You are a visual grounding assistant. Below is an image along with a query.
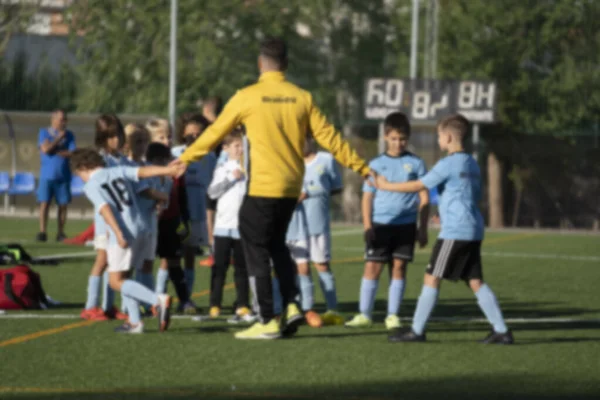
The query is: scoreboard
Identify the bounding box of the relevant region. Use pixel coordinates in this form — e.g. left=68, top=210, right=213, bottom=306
left=363, top=78, right=498, bottom=124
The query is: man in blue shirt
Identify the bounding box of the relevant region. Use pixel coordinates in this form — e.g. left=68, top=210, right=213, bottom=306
left=37, top=109, right=76, bottom=242
left=346, top=112, right=429, bottom=330
left=378, top=114, right=513, bottom=345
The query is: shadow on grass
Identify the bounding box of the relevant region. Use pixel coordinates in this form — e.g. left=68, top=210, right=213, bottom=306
left=335, top=298, right=598, bottom=322
left=2, top=374, right=599, bottom=400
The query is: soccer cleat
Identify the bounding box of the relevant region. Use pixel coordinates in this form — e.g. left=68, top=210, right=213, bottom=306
left=227, top=308, right=258, bottom=324
left=114, top=322, right=144, bottom=334
left=105, top=306, right=128, bottom=321
left=209, top=306, right=220, bottom=318
left=388, top=327, right=426, bottom=343
left=80, top=307, right=104, bottom=320
left=280, top=303, right=304, bottom=337
left=35, top=232, right=47, bottom=242
left=480, top=330, right=514, bottom=345
left=183, top=301, right=198, bottom=315
left=155, top=294, right=172, bottom=332
left=56, top=232, right=67, bottom=242
left=305, top=310, right=323, bottom=328
left=385, top=315, right=401, bottom=330
left=234, top=319, right=281, bottom=340
left=321, top=310, right=345, bottom=326
left=345, top=314, right=372, bottom=328
left=198, top=255, right=214, bottom=267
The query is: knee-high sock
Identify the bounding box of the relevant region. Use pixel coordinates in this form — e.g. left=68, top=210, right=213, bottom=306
left=411, top=285, right=439, bottom=335
left=359, top=278, right=378, bottom=317
left=85, top=275, right=101, bottom=310
left=475, top=284, right=508, bottom=334
left=317, top=271, right=338, bottom=311
left=387, top=279, right=406, bottom=316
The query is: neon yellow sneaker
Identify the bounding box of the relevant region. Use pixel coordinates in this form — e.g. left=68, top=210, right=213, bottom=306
left=209, top=306, right=220, bottom=318
left=234, top=319, right=281, bottom=340
left=385, top=314, right=401, bottom=330
left=281, top=303, right=304, bottom=337
left=321, top=310, right=345, bottom=326
left=345, top=313, right=372, bottom=328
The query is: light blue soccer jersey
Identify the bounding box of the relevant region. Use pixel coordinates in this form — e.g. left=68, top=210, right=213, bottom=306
left=421, top=152, right=484, bottom=241
left=172, top=146, right=217, bottom=221
left=84, top=166, right=145, bottom=245
left=362, top=152, right=427, bottom=225
left=95, top=151, right=129, bottom=237
left=303, top=152, right=342, bottom=236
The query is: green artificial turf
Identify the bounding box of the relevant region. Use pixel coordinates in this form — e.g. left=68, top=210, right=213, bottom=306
left=0, top=217, right=599, bottom=400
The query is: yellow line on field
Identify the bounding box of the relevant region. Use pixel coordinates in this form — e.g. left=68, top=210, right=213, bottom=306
left=1, top=285, right=225, bottom=347
left=0, top=320, right=97, bottom=348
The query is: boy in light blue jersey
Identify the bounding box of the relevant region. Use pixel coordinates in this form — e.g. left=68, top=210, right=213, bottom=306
left=71, top=148, right=182, bottom=333
left=346, top=112, right=429, bottom=330
left=299, top=137, right=344, bottom=326
left=171, top=115, right=216, bottom=296
left=81, top=115, right=129, bottom=322
left=380, top=114, right=513, bottom=344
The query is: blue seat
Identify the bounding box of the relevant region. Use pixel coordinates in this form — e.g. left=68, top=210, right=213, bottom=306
left=71, top=176, right=85, bottom=197
left=8, top=172, right=35, bottom=195
left=0, top=172, right=9, bottom=193
left=429, top=187, right=439, bottom=206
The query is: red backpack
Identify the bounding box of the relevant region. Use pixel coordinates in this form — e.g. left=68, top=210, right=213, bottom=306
left=0, top=265, right=48, bottom=310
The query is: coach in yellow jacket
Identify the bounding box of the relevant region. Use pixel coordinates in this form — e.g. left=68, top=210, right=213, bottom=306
left=177, top=37, right=371, bottom=340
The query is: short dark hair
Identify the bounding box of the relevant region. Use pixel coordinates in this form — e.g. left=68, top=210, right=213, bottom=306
left=176, top=113, right=211, bottom=144
left=223, top=127, right=244, bottom=146
left=260, top=37, right=288, bottom=70
left=303, top=135, right=318, bottom=156
left=95, top=114, right=124, bottom=149
left=70, top=148, right=105, bottom=171
left=384, top=112, right=411, bottom=136
left=438, top=114, right=470, bottom=140
left=146, top=142, right=172, bottom=165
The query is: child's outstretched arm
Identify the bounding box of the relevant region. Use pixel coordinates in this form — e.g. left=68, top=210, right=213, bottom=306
left=376, top=176, right=426, bottom=193
left=138, top=165, right=183, bottom=179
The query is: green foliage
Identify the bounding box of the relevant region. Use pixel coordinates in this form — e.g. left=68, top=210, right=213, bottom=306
left=436, top=0, right=600, bottom=136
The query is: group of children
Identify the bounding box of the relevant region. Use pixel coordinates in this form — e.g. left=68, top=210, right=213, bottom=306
left=73, top=108, right=512, bottom=344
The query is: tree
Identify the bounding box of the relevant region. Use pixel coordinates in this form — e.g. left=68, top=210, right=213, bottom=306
left=436, top=0, right=600, bottom=227
left=0, top=0, right=42, bottom=55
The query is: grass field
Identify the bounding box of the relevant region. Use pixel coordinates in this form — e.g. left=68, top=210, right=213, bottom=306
left=1, top=217, right=599, bottom=400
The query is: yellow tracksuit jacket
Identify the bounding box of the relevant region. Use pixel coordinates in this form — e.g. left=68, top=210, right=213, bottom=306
left=179, top=71, right=369, bottom=198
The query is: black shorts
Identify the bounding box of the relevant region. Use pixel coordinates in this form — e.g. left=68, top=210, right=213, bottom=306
left=365, top=223, right=416, bottom=262
left=426, top=239, right=483, bottom=281
left=157, top=218, right=183, bottom=259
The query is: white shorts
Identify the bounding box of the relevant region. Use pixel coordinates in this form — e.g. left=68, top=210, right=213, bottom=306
left=107, top=236, right=146, bottom=273
left=286, top=239, right=310, bottom=264
left=94, top=233, right=108, bottom=251
left=141, top=231, right=157, bottom=263
left=309, top=234, right=331, bottom=263
left=184, top=220, right=208, bottom=247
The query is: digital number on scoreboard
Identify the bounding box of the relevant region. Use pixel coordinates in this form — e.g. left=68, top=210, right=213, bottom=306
left=363, top=78, right=497, bottom=123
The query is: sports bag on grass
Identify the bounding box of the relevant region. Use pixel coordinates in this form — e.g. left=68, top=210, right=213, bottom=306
left=0, top=264, right=49, bottom=310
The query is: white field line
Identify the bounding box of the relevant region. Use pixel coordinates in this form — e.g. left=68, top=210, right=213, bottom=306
left=338, top=247, right=600, bottom=262
left=1, top=313, right=599, bottom=324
